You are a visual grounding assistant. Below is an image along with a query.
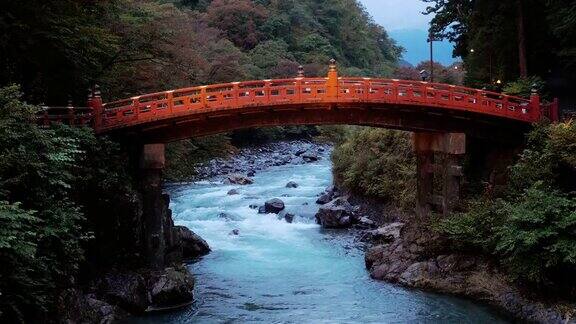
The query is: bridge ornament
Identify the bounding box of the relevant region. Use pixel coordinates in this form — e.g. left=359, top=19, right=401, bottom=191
left=39, top=60, right=559, bottom=134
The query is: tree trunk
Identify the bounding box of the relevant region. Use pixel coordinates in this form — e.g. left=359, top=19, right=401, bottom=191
left=517, top=0, right=528, bottom=77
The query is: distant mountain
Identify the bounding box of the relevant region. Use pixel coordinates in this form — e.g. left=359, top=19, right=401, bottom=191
left=389, top=29, right=457, bottom=66
left=398, top=59, right=413, bottom=68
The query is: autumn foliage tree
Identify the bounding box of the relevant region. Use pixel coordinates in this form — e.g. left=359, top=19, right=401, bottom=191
left=206, top=0, right=268, bottom=50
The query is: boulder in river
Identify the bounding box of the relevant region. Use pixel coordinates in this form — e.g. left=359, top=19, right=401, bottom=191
left=173, top=225, right=211, bottom=259
left=286, top=181, right=299, bottom=188
left=315, top=197, right=356, bottom=228
left=149, top=266, right=195, bottom=309
left=227, top=189, right=240, bottom=195
left=229, top=229, right=240, bottom=236
left=224, top=174, right=254, bottom=185
left=284, top=213, right=295, bottom=223
left=295, top=148, right=307, bottom=156
left=301, top=151, right=319, bottom=162
left=264, top=198, right=285, bottom=214
left=278, top=210, right=295, bottom=223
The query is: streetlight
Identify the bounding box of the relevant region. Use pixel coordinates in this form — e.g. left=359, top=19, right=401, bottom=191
left=427, top=33, right=441, bottom=83
left=420, top=70, right=430, bottom=81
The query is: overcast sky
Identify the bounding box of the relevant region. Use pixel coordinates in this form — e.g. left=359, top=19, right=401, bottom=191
left=358, top=0, right=457, bottom=65
left=358, top=0, right=431, bottom=31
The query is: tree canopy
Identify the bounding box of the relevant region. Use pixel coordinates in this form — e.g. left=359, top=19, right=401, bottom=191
left=0, top=0, right=402, bottom=104
left=423, top=0, right=576, bottom=89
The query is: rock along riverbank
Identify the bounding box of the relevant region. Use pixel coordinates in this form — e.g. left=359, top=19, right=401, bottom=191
left=318, top=188, right=576, bottom=323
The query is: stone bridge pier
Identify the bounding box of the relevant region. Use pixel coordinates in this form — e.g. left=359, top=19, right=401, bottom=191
left=139, top=143, right=167, bottom=269
left=413, top=132, right=466, bottom=217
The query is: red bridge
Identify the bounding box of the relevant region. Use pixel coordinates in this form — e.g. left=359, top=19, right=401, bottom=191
left=38, top=61, right=561, bottom=267
left=41, top=61, right=558, bottom=143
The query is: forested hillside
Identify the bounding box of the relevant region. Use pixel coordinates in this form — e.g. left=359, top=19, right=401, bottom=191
left=1, top=0, right=401, bottom=104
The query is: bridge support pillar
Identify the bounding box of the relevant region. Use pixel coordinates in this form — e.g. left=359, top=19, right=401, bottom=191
left=413, top=132, right=466, bottom=217
left=139, top=143, right=166, bottom=269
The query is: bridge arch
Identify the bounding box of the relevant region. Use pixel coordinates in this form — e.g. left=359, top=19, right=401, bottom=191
left=70, top=61, right=556, bottom=144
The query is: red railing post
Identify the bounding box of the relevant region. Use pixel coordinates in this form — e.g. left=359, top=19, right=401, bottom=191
left=167, top=91, right=174, bottom=115
left=530, top=87, right=541, bottom=122
left=232, top=82, right=240, bottom=108
left=295, top=78, right=302, bottom=103
left=326, top=59, right=339, bottom=101
left=200, top=86, right=208, bottom=109
left=551, top=98, right=560, bottom=122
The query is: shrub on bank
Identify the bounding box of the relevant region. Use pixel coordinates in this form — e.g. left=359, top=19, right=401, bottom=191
left=435, top=122, right=576, bottom=290
left=332, top=127, right=416, bottom=210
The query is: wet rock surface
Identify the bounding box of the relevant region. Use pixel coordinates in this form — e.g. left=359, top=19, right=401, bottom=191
left=286, top=181, right=299, bottom=188
left=172, top=225, right=211, bottom=259
left=148, top=266, right=195, bottom=309
left=263, top=198, right=285, bottom=214
left=224, top=174, right=253, bottom=185
left=79, top=265, right=196, bottom=320
left=227, top=189, right=240, bottom=195
left=315, top=196, right=359, bottom=228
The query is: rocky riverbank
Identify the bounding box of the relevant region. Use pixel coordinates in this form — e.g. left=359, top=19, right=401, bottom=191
left=311, top=186, right=575, bottom=323
left=61, top=196, right=211, bottom=323
left=191, top=140, right=330, bottom=181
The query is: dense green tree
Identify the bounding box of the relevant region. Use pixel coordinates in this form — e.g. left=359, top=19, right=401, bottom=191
left=0, top=85, right=143, bottom=323
left=0, top=0, right=119, bottom=104
left=0, top=86, right=85, bottom=322
left=423, top=0, right=576, bottom=87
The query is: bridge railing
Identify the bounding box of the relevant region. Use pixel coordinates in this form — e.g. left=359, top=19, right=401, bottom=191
left=38, top=106, right=94, bottom=127
left=39, top=62, right=558, bottom=132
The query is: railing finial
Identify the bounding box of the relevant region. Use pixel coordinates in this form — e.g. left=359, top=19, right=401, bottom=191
left=531, top=83, right=539, bottom=96
left=297, top=65, right=305, bottom=78
left=327, top=59, right=338, bottom=99
left=94, top=84, right=101, bottom=98
left=329, top=58, right=337, bottom=73
left=530, top=83, right=541, bottom=121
